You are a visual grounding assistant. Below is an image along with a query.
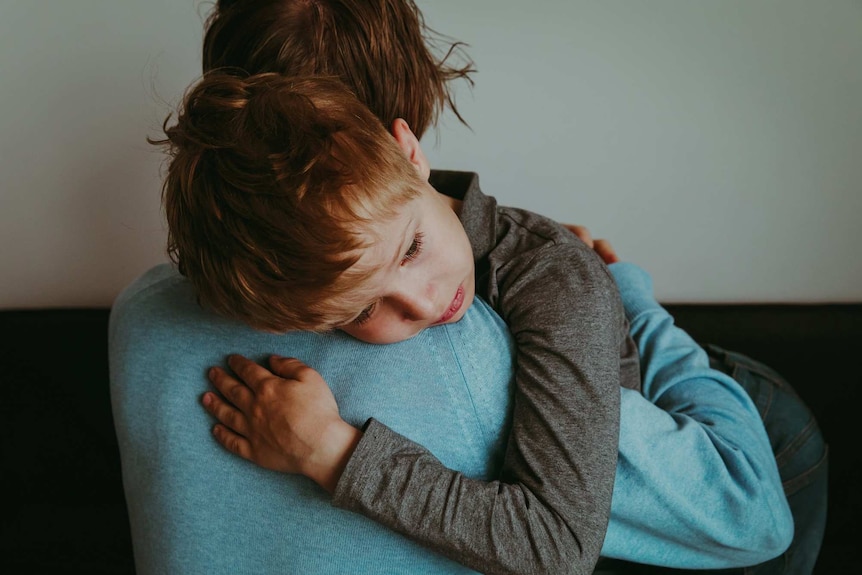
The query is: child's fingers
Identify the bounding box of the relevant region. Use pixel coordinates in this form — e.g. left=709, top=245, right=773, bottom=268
left=269, top=355, right=314, bottom=380
left=226, top=354, right=276, bottom=393
left=202, top=392, right=249, bottom=437
left=212, top=423, right=254, bottom=461
left=594, top=239, right=620, bottom=264
left=562, top=224, right=594, bottom=248
left=208, top=366, right=254, bottom=410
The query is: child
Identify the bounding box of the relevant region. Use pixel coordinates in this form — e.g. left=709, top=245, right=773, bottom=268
left=158, top=71, right=637, bottom=573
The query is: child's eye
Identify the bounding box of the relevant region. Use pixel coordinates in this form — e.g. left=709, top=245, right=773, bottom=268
left=352, top=302, right=377, bottom=326
left=402, top=232, right=424, bottom=264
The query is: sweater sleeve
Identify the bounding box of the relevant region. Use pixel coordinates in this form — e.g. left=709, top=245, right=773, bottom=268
left=333, top=242, right=622, bottom=575
left=601, top=262, right=794, bottom=568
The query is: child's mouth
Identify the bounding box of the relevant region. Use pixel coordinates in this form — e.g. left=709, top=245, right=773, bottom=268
left=436, top=285, right=464, bottom=324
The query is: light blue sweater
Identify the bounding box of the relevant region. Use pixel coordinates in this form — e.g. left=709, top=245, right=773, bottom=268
left=109, top=262, right=791, bottom=574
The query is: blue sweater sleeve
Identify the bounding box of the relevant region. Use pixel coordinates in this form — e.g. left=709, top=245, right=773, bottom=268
left=601, top=263, right=793, bottom=568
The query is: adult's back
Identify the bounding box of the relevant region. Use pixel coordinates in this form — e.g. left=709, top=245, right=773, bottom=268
left=109, top=263, right=516, bottom=575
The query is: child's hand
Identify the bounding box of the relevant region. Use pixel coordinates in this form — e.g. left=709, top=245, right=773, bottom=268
left=562, top=223, right=620, bottom=265
left=593, top=239, right=619, bottom=265
left=563, top=224, right=595, bottom=247
left=202, top=354, right=362, bottom=493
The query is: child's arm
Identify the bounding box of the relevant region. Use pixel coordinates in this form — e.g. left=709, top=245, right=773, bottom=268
left=602, top=262, right=793, bottom=567
left=205, top=240, right=621, bottom=575
left=336, top=240, right=622, bottom=574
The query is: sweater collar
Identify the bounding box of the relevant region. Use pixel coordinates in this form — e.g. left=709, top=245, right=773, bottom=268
left=428, top=170, right=497, bottom=261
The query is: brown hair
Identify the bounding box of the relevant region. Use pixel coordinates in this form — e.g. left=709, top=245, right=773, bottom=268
left=201, top=0, right=474, bottom=139
left=151, top=72, right=423, bottom=332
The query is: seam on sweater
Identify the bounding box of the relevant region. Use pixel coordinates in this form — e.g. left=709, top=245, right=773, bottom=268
left=443, top=323, right=489, bottom=446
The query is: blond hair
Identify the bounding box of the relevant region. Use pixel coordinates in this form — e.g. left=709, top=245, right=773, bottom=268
left=152, top=72, right=422, bottom=331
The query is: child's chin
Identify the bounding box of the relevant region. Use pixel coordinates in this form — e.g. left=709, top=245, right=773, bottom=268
left=345, top=328, right=424, bottom=346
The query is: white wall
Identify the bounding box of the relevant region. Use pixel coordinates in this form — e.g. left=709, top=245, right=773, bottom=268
left=2, top=0, right=860, bottom=308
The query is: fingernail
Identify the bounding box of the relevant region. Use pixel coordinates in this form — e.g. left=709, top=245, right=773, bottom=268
left=202, top=393, right=212, bottom=407
left=208, top=367, right=216, bottom=380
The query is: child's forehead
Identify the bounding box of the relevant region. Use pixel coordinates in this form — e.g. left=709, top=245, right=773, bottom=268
left=327, top=200, right=417, bottom=304
left=347, top=181, right=416, bottom=218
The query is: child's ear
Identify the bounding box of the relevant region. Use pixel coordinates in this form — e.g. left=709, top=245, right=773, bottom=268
left=391, top=119, right=431, bottom=181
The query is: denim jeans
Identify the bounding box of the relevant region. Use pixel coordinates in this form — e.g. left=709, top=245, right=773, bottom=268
left=702, top=344, right=829, bottom=575
left=596, top=345, right=829, bottom=575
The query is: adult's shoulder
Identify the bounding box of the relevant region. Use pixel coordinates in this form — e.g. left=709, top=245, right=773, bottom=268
left=111, top=263, right=202, bottom=327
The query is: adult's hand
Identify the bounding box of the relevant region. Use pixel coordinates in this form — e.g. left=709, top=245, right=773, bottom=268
left=203, top=354, right=362, bottom=493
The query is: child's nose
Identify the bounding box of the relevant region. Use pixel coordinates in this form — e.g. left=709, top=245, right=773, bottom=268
left=393, top=285, right=437, bottom=321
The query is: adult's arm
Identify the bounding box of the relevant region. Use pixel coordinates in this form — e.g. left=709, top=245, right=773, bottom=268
left=602, top=262, right=794, bottom=568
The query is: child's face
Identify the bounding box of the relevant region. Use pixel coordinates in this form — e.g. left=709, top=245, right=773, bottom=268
left=337, top=181, right=475, bottom=344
